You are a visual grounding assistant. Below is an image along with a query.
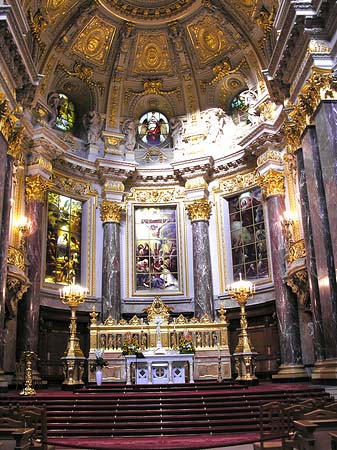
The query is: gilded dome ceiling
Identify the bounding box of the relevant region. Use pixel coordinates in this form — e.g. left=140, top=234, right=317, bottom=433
left=28, top=0, right=278, bottom=134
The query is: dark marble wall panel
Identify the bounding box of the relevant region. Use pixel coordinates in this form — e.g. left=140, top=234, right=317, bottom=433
left=296, top=148, right=325, bottom=361
left=315, top=101, right=337, bottom=271
left=302, top=126, right=337, bottom=358
left=192, top=220, right=214, bottom=319
left=102, top=222, right=120, bottom=321
left=267, top=195, right=302, bottom=366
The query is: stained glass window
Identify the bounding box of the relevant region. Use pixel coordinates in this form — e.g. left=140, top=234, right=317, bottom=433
left=134, top=206, right=179, bottom=292
left=138, top=111, right=169, bottom=146
left=45, top=193, right=82, bottom=285
left=55, top=94, right=75, bottom=131
left=230, top=92, right=249, bottom=125
left=228, top=188, right=269, bottom=281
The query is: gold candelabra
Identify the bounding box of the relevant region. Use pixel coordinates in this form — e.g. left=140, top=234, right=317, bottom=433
left=227, top=274, right=257, bottom=382
left=59, top=281, right=87, bottom=388
left=19, top=351, right=36, bottom=396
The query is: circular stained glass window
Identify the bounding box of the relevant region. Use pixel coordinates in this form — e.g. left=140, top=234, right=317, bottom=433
left=138, top=111, right=169, bottom=147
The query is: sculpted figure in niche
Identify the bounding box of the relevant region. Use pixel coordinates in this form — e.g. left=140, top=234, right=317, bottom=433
left=47, top=92, right=66, bottom=127
left=204, top=108, right=231, bottom=144
left=83, top=111, right=102, bottom=145
left=169, top=117, right=183, bottom=150
left=122, top=118, right=137, bottom=151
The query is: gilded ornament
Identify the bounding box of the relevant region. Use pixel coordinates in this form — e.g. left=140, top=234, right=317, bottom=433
left=209, top=58, right=247, bottom=85
left=143, top=296, right=173, bottom=323
left=28, top=7, right=48, bottom=51
left=216, top=171, right=259, bottom=194
left=7, top=127, right=24, bottom=161
left=185, top=177, right=207, bottom=190
left=140, top=147, right=167, bottom=164
left=72, top=17, right=116, bottom=67
left=25, top=174, right=51, bottom=203
left=308, top=40, right=331, bottom=54
left=129, top=315, right=141, bottom=326
left=187, top=16, right=230, bottom=64
left=257, top=169, right=285, bottom=197
left=100, top=200, right=125, bottom=224
left=286, top=268, right=309, bottom=308
left=287, top=239, right=306, bottom=265
left=103, top=181, right=125, bottom=193
left=258, top=100, right=277, bottom=121
left=7, top=246, right=25, bottom=272
left=176, top=313, right=188, bottom=324
left=125, top=80, right=180, bottom=102
left=185, top=198, right=212, bottom=221
left=0, top=99, right=18, bottom=142
left=89, top=306, right=98, bottom=325
left=57, top=62, right=104, bottom=94
left=51, top=172, right=95, bottom=196
left=126, top=188, right=177, bottom=203
left=256, top=150, right=283, bottom=168
left=133, top=34, right=172, bottom=75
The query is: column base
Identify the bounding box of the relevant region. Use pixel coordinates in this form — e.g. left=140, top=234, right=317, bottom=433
left=272, top=364, right=308, bottom=382
left=311, top=359, right=337, bottom=384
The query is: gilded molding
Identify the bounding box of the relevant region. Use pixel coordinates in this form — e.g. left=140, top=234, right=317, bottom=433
left=51, top=172, right=96, bottom=197
left=255, top=6, right=274, bottom=49
left=25, top=174, right=51, bottom=203
left=257, top=169, right=285, bottom=197
left=185, top=177, right=207, bottom=190
left=256, top=150, right=283, bottom=168
left=125, top=80, right=180, bottom=102
left=185, top=198, right=212, bottom=222
left=7, top=246, right=25, bottom=272
left=103, top=181, right=125, bottom=193
left=100, top=200, right=125, bottom=224
left=214, top=171, right=259, bottom=194
left=288, top=239, right=306, bottom=265
left=126, top=187, right=183, bottom=203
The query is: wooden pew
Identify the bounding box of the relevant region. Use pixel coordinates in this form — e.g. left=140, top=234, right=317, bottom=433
left=0, top=417, right=35, bottom=450
left=287, top=409, right=337, bottom=450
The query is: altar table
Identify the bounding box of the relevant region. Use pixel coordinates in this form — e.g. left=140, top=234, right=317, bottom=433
left=125, top=353, right=194, bottom=385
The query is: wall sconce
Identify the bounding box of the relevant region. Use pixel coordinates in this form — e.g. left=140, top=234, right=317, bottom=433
left=15, top=216, right=30, bottom=236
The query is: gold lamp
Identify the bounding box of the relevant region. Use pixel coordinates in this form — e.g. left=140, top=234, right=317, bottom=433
left=59, top=280, right=87, bottom=388
left=227, top=274, right=257, bottom=383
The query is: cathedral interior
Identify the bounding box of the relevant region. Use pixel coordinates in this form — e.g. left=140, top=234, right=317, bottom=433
left=0, top=0, right=337, bottom=390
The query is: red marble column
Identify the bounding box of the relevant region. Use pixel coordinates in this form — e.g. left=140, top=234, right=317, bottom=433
left=295, top=148, right=325, bottom=362
left=301, top=126, right=337, bottom=380
left=17, top=175, right=49, bottom=359
left=314, top=101, right=337, bottom=272
left=259, top=170, right=306, bottom=380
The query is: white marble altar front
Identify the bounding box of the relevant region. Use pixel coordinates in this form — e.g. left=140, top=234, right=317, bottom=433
left=125, top=352, right=194, bottom=385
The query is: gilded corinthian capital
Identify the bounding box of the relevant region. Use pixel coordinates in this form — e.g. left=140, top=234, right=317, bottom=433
left=257, top=169, right=285, bottom=198
left=25, top=174, right=50, bottom=202
left=100, top=200, right=125, bottom=224
left=185, top=198, right=212, bottom=222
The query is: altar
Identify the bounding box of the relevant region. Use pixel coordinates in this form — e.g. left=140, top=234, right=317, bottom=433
left=125, top=352, right=194, bottom=385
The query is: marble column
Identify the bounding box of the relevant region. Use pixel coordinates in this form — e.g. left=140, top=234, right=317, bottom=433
left=259, top=169, right=306, bottom=379
left=314, top=101, right=337, bottom=270
left=295, top=148, right=325, bottom=362
left=100, top=200, right=124, bottom=322
left=186, top=199, right=214, bottom=319
left=301, top=126, right=337, bottom=380
left=18, top=175, right=49, bottom=358
left=0, top=149, right=14, bottom=390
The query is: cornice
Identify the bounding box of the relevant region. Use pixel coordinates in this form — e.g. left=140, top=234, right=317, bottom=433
left=0, top=3, right=39, bottom=85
